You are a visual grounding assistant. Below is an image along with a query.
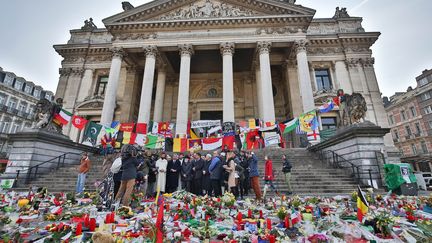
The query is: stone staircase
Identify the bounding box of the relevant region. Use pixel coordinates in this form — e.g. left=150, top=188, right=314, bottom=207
left=14, top=155, right=105, bottom=193
left=253, top=148, right=359, bottom=196
left=13, top=148, right=361, bottom=196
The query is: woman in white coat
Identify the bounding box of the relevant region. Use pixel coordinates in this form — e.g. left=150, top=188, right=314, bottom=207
left=155, top=152, right=168, bottom=193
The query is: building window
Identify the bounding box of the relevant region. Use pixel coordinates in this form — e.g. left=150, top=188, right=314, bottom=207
left=419, top=78, right=428, bottom=86
left=314, top=69, right=332, bottom=91
left=4, top=74, right=14, bottom=85
left=15, top=81, right=23, bottom=90
left=1, top=121, right=10, bottom=133
left=388, top=115, right=394, bottom=125
left=18, top=103, right=27, bottom=112
left=0, top=94, right=6, bottom=105
left=405, top=126, right=412, bottom=136
left=421, top=141, right=428, bottom=154
left=33, top=89, right=40, bottom=98
left=7, top=99, right=17, bottom=109
left=95, top=76, right=109, bottom=96
left=411, top=144, right=417, bottom=155
left=429, top=121, right=432, bottom=129
left=421, top=92, right=431, bottom=101
left=424, top=106, right=432, bottom=114
left=415, top=122, right=422, bottom=135
left=321, top=117, right=337, bottom=130
left=11, top=123, right=20, bottom=133
left=24, top=85, right=33, bottom=94
left=401, top=111, right=407, bottom=120
left=393, top=130, right=399, bottom=140
left=410, top=107, right=417, bottom=117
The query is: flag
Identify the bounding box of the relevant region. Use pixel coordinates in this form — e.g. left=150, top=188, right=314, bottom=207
left=202, top=137, right=223, bottom=151
left=111, top=121, right=120, bottom=130
left=115, top=131, right=124, bottom=147
left=155, top=195, right=164, bottom=243
left=208, top=126, right=222, bottom=136
left=279, top=118, right=299, bottom=134
left=246, top=130, right=259, bottom=150
left=357, top=186, right=369, bottom=222
left=120, top=123, right=135, bottom=132
left=222, top=136, right=235, bottom=150
left=264, top=121, right=275, bottom=128
left=135, top=123, right=147, bottom=134
left=189, top=128, right=199, bottom=139
left=123, top=132, right=137, bottom=145
left=104, top=127, right=116, bottom=135
left=188, top=139, right=202, bottom=151
left=135, top=134, right=146, bottom=146
left=71, top=115, right=88, bottom=130
left=299, top=110, right=317, bottom=133
left=318, top=100, right=335, bottom=113
left=145, top=134, right=165, bottom=149
left=248, top=119, right=256, bottom=129
left=173, top=138, right=188, bottom=153
left=291, top=211, right=302, bottom=225
left=84, top=122, right=102, bottom=140
left=151, top=122, right=159, bottom=134
left=333, top=96, right=340, bottom=106
left=296, top=125, right=306, bottom=135
left=240, top=133, right=247, bottom=149
left=307, top=129, right=321, bottom=142
left=53, top=109, right=72, bottom=126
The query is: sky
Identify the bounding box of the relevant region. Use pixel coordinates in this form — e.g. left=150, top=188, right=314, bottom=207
left=0, top=0, right=431, bottom=97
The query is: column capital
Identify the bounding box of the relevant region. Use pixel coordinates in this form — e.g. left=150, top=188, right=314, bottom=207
left=178, top=44, right=194, bottom=57
left=110, top=47, right=126, bottom=59
left=143, top=45, right=158, bottom=58
left=257, top=41, right=272, bottom=55
left=284, top=59, right=297, bottom=68
left=294, top=39, right=309, bottom=53
left=59, top=68, right=71, bottom=77
left=220, top=42, right=235, bottom=56
left=346, top=58, right=360, bottom=68
left=360, top=57, right=375, bottom=68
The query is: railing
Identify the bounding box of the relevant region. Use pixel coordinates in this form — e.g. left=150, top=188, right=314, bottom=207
left=316, top=149, right=384, bottom=188
left=0, top=104, right=33, bottom=120
left=0, top=152, right=83, bottom=187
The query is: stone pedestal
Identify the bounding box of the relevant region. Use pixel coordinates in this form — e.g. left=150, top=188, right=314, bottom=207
left=309, top=121, right=401, bottom=187
left=3, top=129, right=96, bottom=185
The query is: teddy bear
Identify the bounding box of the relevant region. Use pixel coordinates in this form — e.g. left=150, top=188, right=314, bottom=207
left=92, top=231, right=115, bottom=243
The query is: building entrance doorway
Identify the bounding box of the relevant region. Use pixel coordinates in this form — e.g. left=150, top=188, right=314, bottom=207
left=200, top=111, right=223, bottom=121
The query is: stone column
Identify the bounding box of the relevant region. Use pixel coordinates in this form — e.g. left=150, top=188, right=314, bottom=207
left=138, top=46, right=158, bottom=124
left=257, top=41, right=276, bottom=123
left=77, top=69, right=94, bottom=101
left=254, top=62, right=263, bottom=119
left=346, top=58, right=364, bottom=92
left=100, top=47, right=124, bottom=127
left=334, top=60, right=353, bottom=94
left=220, top=42, right=235, bottom=123
left=175, top=44, right=194, bottom=136
left=295, top=39, right=315, bottom=112
left=153, top=65, right=167, bottom=122
left=284, top=60, right=303, bottom=117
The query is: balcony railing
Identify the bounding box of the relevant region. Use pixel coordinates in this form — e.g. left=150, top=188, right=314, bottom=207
left=0, top=104, right=33, bottom=121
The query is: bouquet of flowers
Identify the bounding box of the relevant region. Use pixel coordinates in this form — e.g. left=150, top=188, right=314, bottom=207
left=276, top=206, right=288, bottom=220
left=222, top=192, right=236, bottom=207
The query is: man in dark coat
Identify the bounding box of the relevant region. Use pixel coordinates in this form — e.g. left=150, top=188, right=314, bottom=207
left=202, top=154, right=212, bottom=196
left=240, top=151, right=250, bottom=196
left=181, top=155, right=193, bottom=193
left=146, top=153, right=158, bottom=198
left=192, top=152, right=204, bottom=195
left=166, top=154, right=181, bottom=193
left=209, top=151, right=223, bottom=197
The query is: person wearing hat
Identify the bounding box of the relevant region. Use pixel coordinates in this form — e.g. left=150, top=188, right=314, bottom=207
left=155, top=152, right=168, bottom=193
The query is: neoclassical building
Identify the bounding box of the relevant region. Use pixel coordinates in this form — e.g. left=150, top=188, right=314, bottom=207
left=54, top=0, right=389, bottom=143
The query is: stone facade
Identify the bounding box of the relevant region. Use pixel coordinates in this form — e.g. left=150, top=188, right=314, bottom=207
left=384, top=68, right=432, bottom=172
left=0, top=67, right=54, bottom=157
left=53, top=0, right=389, bottom=144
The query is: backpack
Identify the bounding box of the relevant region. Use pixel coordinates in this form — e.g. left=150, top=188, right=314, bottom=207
left=110, top=157, right=122, bottom=174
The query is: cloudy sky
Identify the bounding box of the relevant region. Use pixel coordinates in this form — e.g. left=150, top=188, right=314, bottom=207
left=0, top=0, right=430, bottom=97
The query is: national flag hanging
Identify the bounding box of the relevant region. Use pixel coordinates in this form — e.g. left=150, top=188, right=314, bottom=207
left=123, top=132, right=137, bottom=145
left=53, top=109, right=72, bottom=126
left=151, top=122, right=159, bottom=135
left=188, top=139, right=202, bottom=151
left=246, top=130, right=259, bottom=150
left=222, top=136, right=235, bottom=150
left=264, top=121, right=275, bottom=128
left=202, top=137, right=223, bottom=151
left=115, top=131, right=124, bottom=147
left=155, top=195, right=164, bottom=243
left=279, top=118, right=299, bottom=134
left=248, top=119, right=256, bottom=129
left=71, top=115, right=88, bottom=130
left=158, top=122, right=169, bottom=136
left=120, top=123, right=135, bottom=132
left=318, top=100, right=335, bottom=113
left=291, top=210, right=302, bottom=225
left=332, top=96, right=340, bottom=107
left=357, top=186, right=369, bottom=222
left=84, top=122, right=102, bottom=140
left=145, top=134, right=165, bottom=149
left=299, top=110, right=318, bottom=133
left=173, top=138, right=188, bottom=153
left=135, top=134, right=146, bottom=146
left=240, top=132, right=247, bottom=149
left=111, top=121, right=120, bottom=130
left=135, top=123, right=147, bottom=135
left=104, top=127, right=116, bottom=135
left=190, top=128, right=199, bottom=139
left=307, top=129, right=321, bottom=142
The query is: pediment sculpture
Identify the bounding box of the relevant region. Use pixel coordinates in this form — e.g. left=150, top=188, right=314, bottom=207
left=155, top=0, right=260, bottom=20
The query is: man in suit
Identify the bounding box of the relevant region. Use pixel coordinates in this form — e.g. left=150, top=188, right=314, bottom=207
left=192, top=152, right=204, bottom=195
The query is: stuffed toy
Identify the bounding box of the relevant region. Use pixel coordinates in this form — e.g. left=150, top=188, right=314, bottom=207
left=92, top=231, right=115, bottom=243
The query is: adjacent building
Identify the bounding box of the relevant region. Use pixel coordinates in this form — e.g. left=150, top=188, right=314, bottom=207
left=0, top=67, right=54, bottom=157
left=54, top=0, right=390, bottom=146
left=384, top=68, right=432, bottom=172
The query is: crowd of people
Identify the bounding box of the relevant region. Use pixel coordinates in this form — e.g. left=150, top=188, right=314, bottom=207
left=79, top=145, right=293, bottom=207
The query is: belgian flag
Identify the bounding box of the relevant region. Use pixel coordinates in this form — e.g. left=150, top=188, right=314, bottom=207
left=357, top=185, right=369, bottom=222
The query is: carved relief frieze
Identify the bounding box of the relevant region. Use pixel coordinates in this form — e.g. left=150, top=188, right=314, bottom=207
left=112, top=32, right=158, bottom=41
left=256, top=26, right=306, bottom=35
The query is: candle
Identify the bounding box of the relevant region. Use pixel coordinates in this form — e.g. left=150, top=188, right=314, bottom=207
left=84, top=214, right=90, bottom=227
left=266, top=218, right=272, bottom=230
left=237, top=212, right=243, bottom=222
left=89, top=218, right=96, bottom=232
left=75, top=223, right=82, bottom=236
left=259, top=210, right=263, bottom=219
left=105, top=214, right=110, bottom=224
left=205, top=215, right=210, bottom=221
left=248, top=209, right=252, bottom=218
left=269, top=235, right=276, bottom=243
left=166, top=203, right=170, bottom=211
left=284, top=215, right=289, bottom=228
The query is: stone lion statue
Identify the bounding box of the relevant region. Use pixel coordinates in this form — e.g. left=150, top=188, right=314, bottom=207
left=32, top=98, right=63, bottom=133
left=339, top=91, right=367, bottom=126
